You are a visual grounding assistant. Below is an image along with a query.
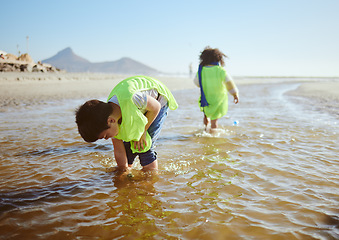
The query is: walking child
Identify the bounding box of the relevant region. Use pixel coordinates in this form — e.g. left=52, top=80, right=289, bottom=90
left=194, top=47, right=239, bottom=132
left=75, top=76, right=178, bottom=172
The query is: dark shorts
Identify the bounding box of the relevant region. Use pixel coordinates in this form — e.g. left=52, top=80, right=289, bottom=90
left=123, top=105, right=168, bottom=166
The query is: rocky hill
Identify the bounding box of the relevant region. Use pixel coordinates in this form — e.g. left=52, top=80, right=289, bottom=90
left=0, top=51, right=60, bottom=73
left=42, top=48, right=160, bottom=75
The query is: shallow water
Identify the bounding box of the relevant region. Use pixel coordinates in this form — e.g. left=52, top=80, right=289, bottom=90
left=0, top=80, right=338, bottom=239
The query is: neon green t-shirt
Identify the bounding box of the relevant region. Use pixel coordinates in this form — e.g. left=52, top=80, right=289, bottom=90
left=107, top=75, right=178, bottom=153
left=199, top=66, right=228, bottom=120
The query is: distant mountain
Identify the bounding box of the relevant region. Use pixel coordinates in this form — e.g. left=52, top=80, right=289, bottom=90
left=42, top=48, right=91, bottom=72
left=42, top=47, right=160, bottom=75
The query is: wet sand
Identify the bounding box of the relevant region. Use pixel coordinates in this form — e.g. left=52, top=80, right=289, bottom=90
left=288, top=81, right=339, bottom=101
left=287, top=81, right=339, bottom=117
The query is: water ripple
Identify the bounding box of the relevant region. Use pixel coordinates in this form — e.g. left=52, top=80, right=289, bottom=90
left=0, top=83, right=338, bottom=239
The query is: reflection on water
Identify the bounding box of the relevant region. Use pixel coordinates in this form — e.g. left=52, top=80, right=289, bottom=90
left=0, top=81, right=338, bottom=239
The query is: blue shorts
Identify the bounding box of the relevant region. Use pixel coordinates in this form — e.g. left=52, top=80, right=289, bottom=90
left=123, top=105, right=169, bottom=166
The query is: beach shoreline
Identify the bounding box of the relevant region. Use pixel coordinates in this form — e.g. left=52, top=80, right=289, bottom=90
left=0, top=72, right=338, bottom=114
left=286, top=81, right=339, bottom=117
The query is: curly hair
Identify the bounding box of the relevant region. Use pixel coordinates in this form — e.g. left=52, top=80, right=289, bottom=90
left=199, top=46, right=228, bottom=66
left=75, top=100, right=113, bottom=142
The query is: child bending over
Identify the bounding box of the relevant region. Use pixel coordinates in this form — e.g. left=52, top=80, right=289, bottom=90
left=75, top=76, right=178, bottom=172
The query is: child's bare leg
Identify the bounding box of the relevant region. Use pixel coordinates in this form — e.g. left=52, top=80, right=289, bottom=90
left=210, top=119, right=218, bottom=133
left=142, top=160, right=158, bottom=172
left=203, top=114, right=209, bottom=130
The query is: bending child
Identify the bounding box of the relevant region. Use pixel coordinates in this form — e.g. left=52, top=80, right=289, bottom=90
left=194, top=46, right=239, bottom=132
left=75, top=75, right=178, bottom=172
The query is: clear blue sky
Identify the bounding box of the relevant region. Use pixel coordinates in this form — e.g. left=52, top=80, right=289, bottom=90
left=1, top=0, right=339, bottom=76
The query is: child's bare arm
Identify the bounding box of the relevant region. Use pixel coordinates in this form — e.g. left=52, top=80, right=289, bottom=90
left=225, top=74, right=239, bottom=104
left=133, top=96, right=161, bottom=152
left=144, top=95, right=161, bottom=130
left=112, top=138, right=129, bottom=171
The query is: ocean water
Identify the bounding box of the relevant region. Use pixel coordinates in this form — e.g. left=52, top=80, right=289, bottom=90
left=0, top=80, right=338, bottom=239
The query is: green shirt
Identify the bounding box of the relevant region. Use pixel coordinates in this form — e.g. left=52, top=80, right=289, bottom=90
left=107, top=75, right=178, bottom=153
left=199, top=66, right=228, bottom=120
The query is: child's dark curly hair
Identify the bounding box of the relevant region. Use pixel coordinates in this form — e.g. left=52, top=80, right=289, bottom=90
left=75, top=100, right=113, bottom=142
left=199, top=46, right=227, bottom=66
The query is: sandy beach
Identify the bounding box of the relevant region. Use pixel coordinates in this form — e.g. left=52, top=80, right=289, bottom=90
left=286, top=80, right=339, bottom=117
left=0, top=72, right=195, bottom=111
left=0, top=72, right=338, bottom=114
left=287, top=81, right=339, bottom=100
